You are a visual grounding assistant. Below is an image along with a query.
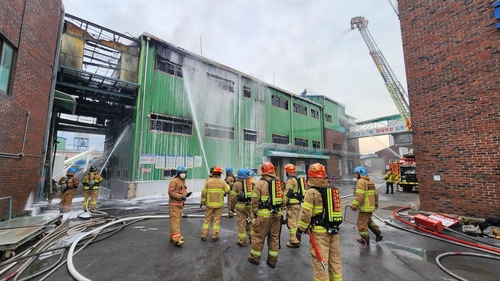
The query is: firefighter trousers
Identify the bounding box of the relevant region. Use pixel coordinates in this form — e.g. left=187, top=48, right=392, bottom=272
left=286, top=204, right=301, bottom=244
left=59, top=189, right=74, bottom=213
left=169, top=206, right=184, bottom=242
left=249, top=215, right=281, bottom=266
left=236, top=207, right=253, bottom=245
left=357, top=212, right=381, bottom=243
left=82, top=189, right=98, bottom=211
left=309, top=232, right=342, bottom=281
left=202, top=207, right=223, bottom=240
left=227, top=194, right=235, bottom=217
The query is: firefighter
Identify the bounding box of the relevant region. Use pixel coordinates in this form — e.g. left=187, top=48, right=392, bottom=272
left=283, top=163, right=301, bottom=248
left=384, top=168, right=395, bottom=194
left=248, top=162, right=283, bottom=269
left=59, top=168, right=80, bottom=213
left=296, top=163, right=343, bottom=281
left=351, top=166, right=383, bottom=245
left=206, top=166, right=215, bottom=181
left=234, top=168, right=254, bottom=247
left=201, top=166, right=230, bottom=241
left=82, top=166, right=103, bottom=212
left=247, top=169, right=256, bottom=186
left=168, top=166, right=192, bottom=247
left=225, top=167, right=236, bottom=218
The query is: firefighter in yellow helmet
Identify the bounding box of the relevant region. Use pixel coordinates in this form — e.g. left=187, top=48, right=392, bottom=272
left=351, top=166, right=383, bottom=245
left=201, top=166, right=230, bottom=241
left=297, top=163, right=343, bottom=281
left=168, top=166, right=192, bottom=247
left=283, top=163, right=301, bottom=248
left=59, top=168, right=80, bottom=213
left=225, top=167, right=236, bottom=218
left=248, top=162, right=283, bottom=269
left=82, top=166, right=103, bottom=211
left=233, top=168, right=254, bottom=247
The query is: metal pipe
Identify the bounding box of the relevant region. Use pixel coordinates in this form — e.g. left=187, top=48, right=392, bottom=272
left=0, top=196, right=13, bottom=220
left=136, top=36, right=150, bottom=180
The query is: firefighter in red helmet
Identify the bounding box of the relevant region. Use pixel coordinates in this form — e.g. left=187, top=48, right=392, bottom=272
left=283, top=163, right=302, bottom=247
left=297, top=163, right=343, bottom=281
left=201, top=166, right=230, bottom=241
left=248, top=162, right=283, bottom=269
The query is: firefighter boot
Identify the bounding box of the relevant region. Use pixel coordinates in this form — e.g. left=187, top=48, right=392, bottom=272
left=286, top=241, right=300, bottom=248
left=356, top=236, right=370, bottom=245
left=266, top=256, right=277, bottom=269
left=248, top=255, right=260, bottom=265
left=369, top=224, right=383, bottom=242
left=175, top=237, right=184, bottom=247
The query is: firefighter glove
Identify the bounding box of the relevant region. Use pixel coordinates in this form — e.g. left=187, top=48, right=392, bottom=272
left=186, top=192, right=193, bottom=197
left=350, top=205, right=358, bottom=211
left=181, top=196, right=186, bottom=201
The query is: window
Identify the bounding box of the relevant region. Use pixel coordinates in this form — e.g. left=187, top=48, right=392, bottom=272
left=116, top=170, right=121, bottom=178
left=312, top=141, right=320, bottom=148
left=0, top=39, right=14, bottom=94
left=205, top=123, right=234, bottom=140
left=150, top=114, right=193, bottom=135
left=348, top=146, right=356, bottom=153
left=272, top=134, right=289, bottom=144
left=155, top=56, right=183, bottom=78
left=243, top=129, right=257, bottom=142
left=207, top=73, right=234, bottom=93
left=333, top=143, right=342, bottom=150
left=311, top=109, right=319, bottom=119
left=295, top=138, right=308, bottom=147
left=325, top=114, right=332, bottom=123
left=271, top=95, right=288, bottom=110
left=243, top=85, right=251, bottom=98
left=293, top=103, right=307, bottom=115
left=163, top=169, right=177, bottom=179
left=339, top=119, right=345, bottom=126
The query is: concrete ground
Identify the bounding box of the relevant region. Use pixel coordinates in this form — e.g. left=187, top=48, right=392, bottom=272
left=3, top=175, right=499, bottom=281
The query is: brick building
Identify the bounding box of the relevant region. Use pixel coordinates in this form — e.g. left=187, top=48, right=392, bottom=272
left=399, top=1, right=500, bottom=217
left=0, top=0, right=64, bottom=219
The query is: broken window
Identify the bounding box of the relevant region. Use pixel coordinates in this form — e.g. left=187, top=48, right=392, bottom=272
left=149, top=114, right=193, bottom=135
left=243, top=129, right=257, bottom=142
left=155, top=56, right=183, bottom=78
left=207, top=73, right=234, bottom=93
left=205, top=123, right=234, bottom=140
left=243, top=85, right=251, bottom=98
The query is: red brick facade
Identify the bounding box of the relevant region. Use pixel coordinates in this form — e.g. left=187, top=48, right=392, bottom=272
left=399, top=1, right=500, bottom=217
left=324, top=128, right=360, bottom=179
left=0, top=0, right=63, bottom=219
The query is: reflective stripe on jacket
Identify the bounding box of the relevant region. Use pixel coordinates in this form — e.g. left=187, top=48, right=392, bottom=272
left=297, top=177, right=330, bottom=233
left=352, top=176, right=378, bottom=213
left=283, top=177, right=300, bottom=205
left=168, top=176, right=187, bottom=207
left=82, top=173, right=102, bottom=190
left=251, top=174, right=283, bottom=217
left=202, top=176, right=230, bottom=208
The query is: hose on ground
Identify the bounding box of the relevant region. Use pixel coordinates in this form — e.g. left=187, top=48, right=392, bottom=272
left=435, top=252, right=500, bottom=281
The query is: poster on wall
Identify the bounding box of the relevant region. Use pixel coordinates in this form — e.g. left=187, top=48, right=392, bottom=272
left=156, top=155, right=166, bottom=169
left=140, top=154, right=155, bottom=164
left=166, top=155, right=176, bottom=169
left=185, top=156, right=194, bottom=168
left=176, top=155, right=185, bottom=168
left=142, top=167, right=152, bottom=173
left=194, top=156, right=202, bottom=168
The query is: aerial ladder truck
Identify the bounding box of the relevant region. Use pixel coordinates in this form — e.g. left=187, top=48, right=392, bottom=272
left=350, top=16, right=417, bottom=192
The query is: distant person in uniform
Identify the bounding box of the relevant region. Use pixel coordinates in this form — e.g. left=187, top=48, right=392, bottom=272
left=384, top=168, right=395, bottom=194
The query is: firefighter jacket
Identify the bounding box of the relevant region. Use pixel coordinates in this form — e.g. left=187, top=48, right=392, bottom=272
left=384, top=171, right=395, bottom=183
left=202, top=175, right=230, bottom=208
left=59, top=175, right=79, bottom=192
left=251, top=173, right=283, bottom=217
left=352, top=176, right=378, bottom=213
left=298, top=177, right=330, bottom=234
left=82, top=173, right=102, bottom=190
left=225, top=174, right=237, bottom=196
left=168, top=176, right=188, bottom=208
left=283, top=174, right=299, bottom=205
left=234, top=178, right=252, bottom=209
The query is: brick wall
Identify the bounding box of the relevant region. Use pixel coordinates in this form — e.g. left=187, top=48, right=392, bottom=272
left=0, top=0, right=63, bottom=219
left=399, top=0, right=500, bottom=217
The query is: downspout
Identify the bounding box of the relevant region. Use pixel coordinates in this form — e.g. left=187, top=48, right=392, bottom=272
left=36, top=5, right=65, bottom=201
left=136, top=36, right=150, bottom=180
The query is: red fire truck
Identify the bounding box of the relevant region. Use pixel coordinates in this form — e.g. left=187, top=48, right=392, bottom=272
left=389, top=153, right=418, bottom=192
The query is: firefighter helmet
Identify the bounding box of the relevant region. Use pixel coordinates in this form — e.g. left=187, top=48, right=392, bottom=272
left=261, top=162, right=275, bottom=174
left=225, top=167, right=233, bottom=174
left=247, top=169, right=255, bottom=177
left=212, top=166, right=223, bottom=174
left=237, top=168, right=248, bottom=179
left=67, top=168, right=76, bottom=175
left=284, top=164, right=296, bottom=173
left=89, top=166, right=97, bottom=173
left=354, top=166, right=368, bottom=176
left=308, top=163, right=327, bottom=178
left=177, top=166, right=187, bottom=174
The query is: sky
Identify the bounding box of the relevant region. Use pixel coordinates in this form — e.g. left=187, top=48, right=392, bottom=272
left=61, top=0, right=404, bottom=153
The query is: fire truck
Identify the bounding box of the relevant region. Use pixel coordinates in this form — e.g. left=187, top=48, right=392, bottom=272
left=389, top=153, right=418, bottom=192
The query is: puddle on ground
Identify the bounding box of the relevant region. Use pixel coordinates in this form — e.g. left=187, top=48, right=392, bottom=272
left=384, top=242, right=426, bottom=260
